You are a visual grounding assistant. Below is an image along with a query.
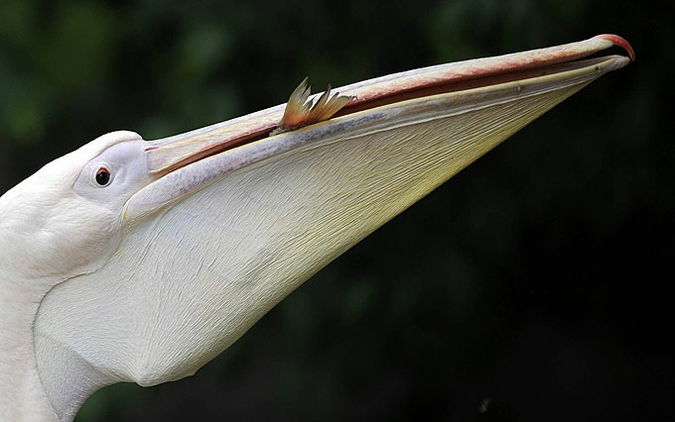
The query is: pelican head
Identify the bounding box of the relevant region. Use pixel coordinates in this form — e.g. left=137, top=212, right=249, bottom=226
left=0, top=132, right=147, bottom=279
left=0, top=35, right=633, bottom=421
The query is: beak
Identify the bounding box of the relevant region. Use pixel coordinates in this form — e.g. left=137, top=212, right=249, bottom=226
left=127, top=34, right=633, bottom=220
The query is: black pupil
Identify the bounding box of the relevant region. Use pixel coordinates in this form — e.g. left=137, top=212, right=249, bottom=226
left=96, top=168, right=110, bottom=186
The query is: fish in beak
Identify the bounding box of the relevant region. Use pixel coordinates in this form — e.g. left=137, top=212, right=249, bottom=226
left=125, top=34, right=633, bottom=221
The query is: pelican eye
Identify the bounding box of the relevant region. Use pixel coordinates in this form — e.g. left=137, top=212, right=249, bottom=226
left=95, top=167, right=112, bottom=186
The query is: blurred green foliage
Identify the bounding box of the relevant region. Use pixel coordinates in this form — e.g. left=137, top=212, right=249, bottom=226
left=0, top=0, right=670, bottom=421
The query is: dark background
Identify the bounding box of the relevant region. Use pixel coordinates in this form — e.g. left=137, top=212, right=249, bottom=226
left=0, top=0, right=671, bottom=421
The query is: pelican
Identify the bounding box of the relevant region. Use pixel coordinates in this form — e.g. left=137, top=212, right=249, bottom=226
left=0, top=35, right=633, bottom=421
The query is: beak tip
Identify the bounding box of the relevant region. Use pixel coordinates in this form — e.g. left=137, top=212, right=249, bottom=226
left=595, top=34, right=636, bottom=62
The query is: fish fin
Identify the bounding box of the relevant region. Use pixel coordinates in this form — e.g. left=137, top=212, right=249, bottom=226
left=276, top=78, right=354, bottom=133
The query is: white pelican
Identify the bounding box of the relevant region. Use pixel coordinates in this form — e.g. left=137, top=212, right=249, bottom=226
left=0, top=35, right=633, bottom=421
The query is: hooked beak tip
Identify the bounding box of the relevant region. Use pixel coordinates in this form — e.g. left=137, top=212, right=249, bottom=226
left=595, top=34, right=636, bottom=61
